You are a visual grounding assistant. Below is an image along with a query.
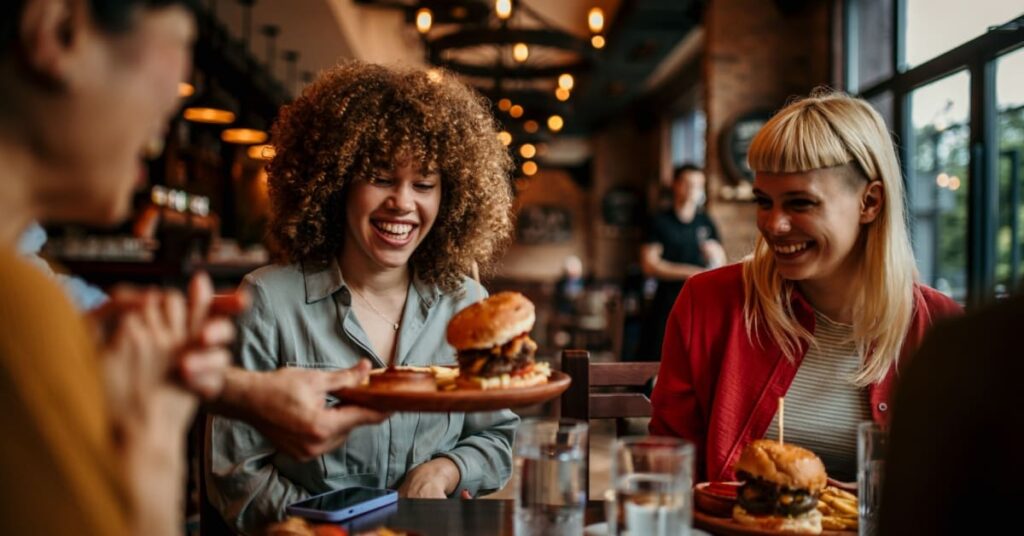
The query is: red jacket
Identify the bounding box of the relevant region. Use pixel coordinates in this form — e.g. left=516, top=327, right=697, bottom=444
left=649, top=263, right=961, bottom=482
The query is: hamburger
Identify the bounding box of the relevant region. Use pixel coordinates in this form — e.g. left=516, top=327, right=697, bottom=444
left=446, top=292, right=549, bottom=390
left=732, top=440, right=827, bottom=534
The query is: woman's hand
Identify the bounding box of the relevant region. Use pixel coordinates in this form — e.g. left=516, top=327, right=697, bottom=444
left=398, top=457, right=461, bottom=499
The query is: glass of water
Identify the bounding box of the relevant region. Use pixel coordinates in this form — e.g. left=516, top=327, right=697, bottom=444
left=857, top=422, right=888, bottom=536
left=610, top=436, right=694, bottom=536
left=514, top=418, right=588, bottom=536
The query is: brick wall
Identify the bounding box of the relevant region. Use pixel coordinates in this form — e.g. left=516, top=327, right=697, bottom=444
left=704, top=0, right=834, bottom=261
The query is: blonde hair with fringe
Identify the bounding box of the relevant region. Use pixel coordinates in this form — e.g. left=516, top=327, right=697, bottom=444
left=742, top=89, right=916, bottom=386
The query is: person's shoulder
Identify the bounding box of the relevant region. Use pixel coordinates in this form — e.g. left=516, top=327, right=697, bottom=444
left=686, top=263, right=745, bottom=298
left=913, top=283, right=963, bottom=317
left=0, top=248, right=84, bottom=357
left=0, top=247, right=73, bottom=307
left=442, top=276, right=486, bottom=311
left=243, top=262, right=303, bottom=287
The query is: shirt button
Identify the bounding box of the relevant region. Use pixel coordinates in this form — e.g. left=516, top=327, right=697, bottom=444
left=878, top=402, right=888, bottom=412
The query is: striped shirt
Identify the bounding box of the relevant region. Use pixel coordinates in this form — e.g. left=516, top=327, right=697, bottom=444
left=764, top=312, right=871, bottom=481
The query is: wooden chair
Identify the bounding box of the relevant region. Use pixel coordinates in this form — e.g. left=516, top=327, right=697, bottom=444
left=558, top=349, right=660, bottom=500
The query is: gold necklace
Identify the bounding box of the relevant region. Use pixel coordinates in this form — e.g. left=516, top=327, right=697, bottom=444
left=349, top=286, right=401, bottom=331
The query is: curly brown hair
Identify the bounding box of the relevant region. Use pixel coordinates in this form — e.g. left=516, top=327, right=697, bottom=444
left=267, top=61, right=515, bottom=293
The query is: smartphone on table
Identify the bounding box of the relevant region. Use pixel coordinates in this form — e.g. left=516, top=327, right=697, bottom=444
left=285, top=487, right=398, bottom=522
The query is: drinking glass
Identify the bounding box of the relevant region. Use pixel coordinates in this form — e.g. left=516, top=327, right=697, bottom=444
left=610, top=436, right=694, bottom=536
left=514, top=418, right=588, bottom=536
left=857, top=422, right=888, bottom=536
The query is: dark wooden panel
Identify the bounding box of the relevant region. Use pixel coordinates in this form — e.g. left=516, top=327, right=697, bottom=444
left=590, top=393, right=653, bottom=419
left=589, top=362, right=659, bottom=387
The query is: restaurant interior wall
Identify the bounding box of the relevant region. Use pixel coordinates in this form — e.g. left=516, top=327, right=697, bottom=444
left=703, top=0, right=833, bottom=262
left=499, top=169, right=590, bottom=282
left=590, top=115, right=664, bottom=281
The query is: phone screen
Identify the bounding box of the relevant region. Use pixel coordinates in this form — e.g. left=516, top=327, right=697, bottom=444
left=290, top=488, right=392, bottom=513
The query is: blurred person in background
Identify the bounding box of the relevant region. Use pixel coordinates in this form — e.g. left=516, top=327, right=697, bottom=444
left=636, top=163, right=725, bottom=361
left=650, top=91, right=961, bottom=482
left=206, top=62, right=519, bottom=533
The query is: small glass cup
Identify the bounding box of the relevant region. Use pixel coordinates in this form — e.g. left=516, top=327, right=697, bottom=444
left=857, top=422, right=888, bottom=536
left=610, top=436, right=694, bottom=536
left=514, top=418, right=588, bottom=536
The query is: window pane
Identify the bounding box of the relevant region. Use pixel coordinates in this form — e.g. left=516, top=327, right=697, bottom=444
left=905, top=0, right=1022, bottom=67
left=852, top=0, right=894, bottom=91
left=995, top=47, right=1024, bottom=296
left=671, top=109, right=707, bottom=168
left=867, top=91, right=894, bottom=131
left=908, top=71, right=971, bottom=301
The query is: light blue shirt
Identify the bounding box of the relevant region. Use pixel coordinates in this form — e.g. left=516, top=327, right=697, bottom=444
left=206, top=259, right=518, bottom=533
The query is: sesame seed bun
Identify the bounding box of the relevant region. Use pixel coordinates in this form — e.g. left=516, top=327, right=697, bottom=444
left=446, top=292, right=535, bottom=350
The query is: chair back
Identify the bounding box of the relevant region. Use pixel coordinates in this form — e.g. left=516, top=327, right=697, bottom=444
left=558, top=349, right=660, bottom=499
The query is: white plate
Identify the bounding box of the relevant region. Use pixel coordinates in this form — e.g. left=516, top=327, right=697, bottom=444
left=583, top=522, right=711, bottom=536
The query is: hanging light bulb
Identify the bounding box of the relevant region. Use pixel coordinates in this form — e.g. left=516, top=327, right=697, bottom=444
left=513, top=43, right=529, bottom=63
left=520, top=143, right=537, bottom=159
left=184, top=82, right=236, bottom=125
left=591, top=35, right=606, bottom=49
left=498, top=98, right=513, bottom=111
left=558, top=73, right=574, bottom=91
left=588, top=7, right=605, bottom=34
left=178, top=82, right=195, bottom=98
left=415, top=7, right=432, bottom=34
left=247, top=144, right=276, bottom=161
left=496, top=0, right=512, bottom=20
left=524, top=120, right=539, bottom=134
left=555, top=88, right=571, bottom=101
left=522, top=160, right=538, bottom=176
left=547, top=115, right=564, bottom=132
left=509, top=104, right=524, bottom=118
left=497, top=131, right=513, bottom=146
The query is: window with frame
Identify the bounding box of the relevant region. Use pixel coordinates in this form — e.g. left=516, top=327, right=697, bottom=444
left=845, top=0, right=1024, bottom=305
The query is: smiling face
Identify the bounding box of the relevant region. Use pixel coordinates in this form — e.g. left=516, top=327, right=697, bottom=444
left=342, top=160, right=442, bottom=272
left=753, top=166, right=881, bottom=285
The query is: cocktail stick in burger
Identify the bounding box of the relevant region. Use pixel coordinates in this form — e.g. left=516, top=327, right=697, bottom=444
left=446, top=292, right=550, bottom=389
left=732, top=440, right=828, bottom=534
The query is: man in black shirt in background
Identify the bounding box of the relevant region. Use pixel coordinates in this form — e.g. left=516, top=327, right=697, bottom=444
left=636, top=164, right=725, bottom=361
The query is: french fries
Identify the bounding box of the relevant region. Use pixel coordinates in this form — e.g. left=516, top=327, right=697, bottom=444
left=817, top=486, right=858, bottom=530
left=819, top=486, right=858, bottom=530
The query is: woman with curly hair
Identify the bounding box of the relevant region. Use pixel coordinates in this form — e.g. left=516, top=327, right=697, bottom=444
left=207, top=61, right=518, bottom=533
left=649, top=90, right=962, bottom=486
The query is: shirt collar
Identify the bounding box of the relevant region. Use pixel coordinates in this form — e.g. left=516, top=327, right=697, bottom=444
left=301, top=257, right=440, bottom=309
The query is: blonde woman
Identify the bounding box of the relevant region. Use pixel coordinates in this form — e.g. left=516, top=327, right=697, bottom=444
left=649, top=90, right=961, bottom=482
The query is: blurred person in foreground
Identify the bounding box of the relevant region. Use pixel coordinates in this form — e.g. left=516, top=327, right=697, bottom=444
left=0, top=1, right=384, bottom=534
left=650, top=90, right=962, bottom=482
left=879, top=293, right=1024, bottom=535
left=206, top=62, right=519, bottom=533
left=0, top=1, right=230, bottom=533
left=636, top=163, right=725, bottom=361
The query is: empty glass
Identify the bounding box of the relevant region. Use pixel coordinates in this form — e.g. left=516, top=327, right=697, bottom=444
left=857, top=422, right=888, bottom=536
left=609, top=436, right=694, bottom=536
left=514, top=418, right=588, bottom=536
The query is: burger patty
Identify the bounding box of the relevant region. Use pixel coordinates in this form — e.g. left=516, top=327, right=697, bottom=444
left=736, top=473, right=819, bottom=517
left=457, top=333, right=538, bottom=377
